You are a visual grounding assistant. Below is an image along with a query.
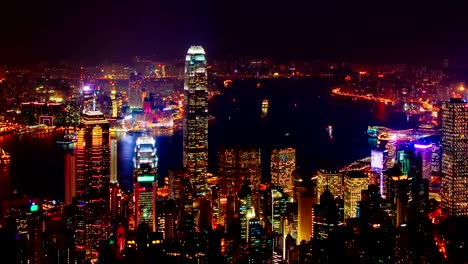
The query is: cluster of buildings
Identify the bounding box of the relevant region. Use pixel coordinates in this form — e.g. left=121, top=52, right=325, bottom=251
left=3, top=48, right=468, bottom=264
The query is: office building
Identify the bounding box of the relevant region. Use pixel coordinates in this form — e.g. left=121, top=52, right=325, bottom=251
left=239, top=180, right=254, bottom=242
left=344, top=171, right=369, bottom=219
left=183, top=46, right=208, bottom=197
left=414, top=143, right=432, bottom=181
left=64, top=153, right=76, bottom=206
left=109, top=138, right=122, bottom=230
left=296, top=186, right=314, bottom=243
left=134, top=135, right=158, bottom=231
left=129, top=72, right=144, bottom=109
left=218, top=147, right=261, bottom=209
left=272, top=186, right=289, bottom=234
left=81, top=85, right=96, bottom=113
left=441, top=98, right=468, bottom=216
left=75, top=111, right=111, bottom=259
left=271, top=148, right=296, bottom=195
left=316, top=170, right=342, bottom=198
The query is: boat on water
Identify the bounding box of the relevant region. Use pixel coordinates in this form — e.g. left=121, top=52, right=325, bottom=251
left=17, top=124, right=52, bottom=135
left=326, top=125, right=333, bottom=138
left=0, top=148, right=10, bottom=164
left=127, top=128, right=149, bottom=135
left=56, top=133, right=77, bottom=145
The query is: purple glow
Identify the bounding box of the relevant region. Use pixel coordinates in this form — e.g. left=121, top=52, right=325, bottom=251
left=82, top=85, right=91, bottom=91
left=371, top=150, right=384, bottom=170
left=414, top=144, right=432, bottom=149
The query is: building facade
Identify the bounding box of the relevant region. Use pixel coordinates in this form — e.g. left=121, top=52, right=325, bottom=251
left=134, top=135, right=158, bottom=231
left=75, top=111, right=111, bottom=259
left=441, top=98, right=468, bottom=216
left=344, top=171, right=369, bottom=219
left=271, top=148, right=296, bottom=195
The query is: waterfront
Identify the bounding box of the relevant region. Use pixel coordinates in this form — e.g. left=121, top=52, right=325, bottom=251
left=0, top=78, right=417, bottom=204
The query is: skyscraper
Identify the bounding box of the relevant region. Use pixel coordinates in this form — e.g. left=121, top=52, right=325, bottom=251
left=271, top=148, right=296, bottom=195
left=64, top=153, right=76, bottom=206
left=129, top=72, right=144, bottom=109
left=75, top=111, right=111, bottom=259
left=441, top=98, right=468, bottom=216
left=316, top=170, right=343, bottom=198
left=109, top=137, right=122, bottom=231
left=414, top=143, right=432, bottom=181
left=217, top=147, right=261, bottom=206
left=183, top=46, right=208, bottom=197
left=344, top=171, right=369, bottom=219
left=133, top=135, right=158, bottom=232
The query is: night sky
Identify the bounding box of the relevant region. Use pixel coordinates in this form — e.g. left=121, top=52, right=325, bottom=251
left=1, top=0, right=468, bottom=64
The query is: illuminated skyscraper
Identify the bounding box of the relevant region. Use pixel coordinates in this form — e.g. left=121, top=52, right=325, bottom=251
left=239, top=180, right=254, bottom=241
left=296, top=186, right=314, bottom=243
left=64, top=153, right=76, bottom=206
left=133, top=135, right=158, bottom=231
left=344, top=171, right=368, bottom=219
left=441, top=98, right=468, bottom=216
left=217, top=147, right=261, bottom=196
left=316, top=170, right=342, bottom=198
left=109, top=137, right=122, bottom=231
left=414, top=143, right=432, bottom=181
left=312, top=189, right=339, bottom=242
left=110, top=85, right=118, bottom=118
left=271, top=148, right=296, bottom=195
left=272, top=186, right=289, bottom=234
left=81, top=85, right=96, bottom=113
left=75, top=111, right=110, bottom=259
left=129, top=72, right=144, bottom=109
left=183, top=46, right=208, bottom=196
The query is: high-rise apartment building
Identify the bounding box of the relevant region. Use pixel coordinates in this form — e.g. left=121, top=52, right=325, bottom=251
left=441, top=98, right=468, bottom=216
left=183, top=46, right=208, bottom=197
left=75, top=111, right=110, bottom=259
left=271, top=148, right=296, bottom=195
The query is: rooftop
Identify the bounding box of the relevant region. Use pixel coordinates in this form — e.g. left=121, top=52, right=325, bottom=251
left=187, top=46, right=205, bottom=55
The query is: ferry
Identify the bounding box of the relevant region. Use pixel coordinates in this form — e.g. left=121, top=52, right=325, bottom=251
left=326, top=125, right=333, bottom=138
left=134, top=135, right=157, bottom=168
left=126, top=128, right=149, bottom=135
left=56, top=133, right=77, bottom=145
left=17, top=124, right=53, bottom=135
left=0, top=148, right=10, bottom=164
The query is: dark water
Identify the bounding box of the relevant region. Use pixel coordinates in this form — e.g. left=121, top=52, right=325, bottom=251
left=0, top=78, right=417, bottom=203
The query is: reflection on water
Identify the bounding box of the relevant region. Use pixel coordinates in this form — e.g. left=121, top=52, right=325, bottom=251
left=0, top=130, right=183, bottom=203
left=0, top=79, right=414, bottom=203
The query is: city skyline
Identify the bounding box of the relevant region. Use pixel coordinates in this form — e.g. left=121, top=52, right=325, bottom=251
left=3, top=2, right=468, bottom=260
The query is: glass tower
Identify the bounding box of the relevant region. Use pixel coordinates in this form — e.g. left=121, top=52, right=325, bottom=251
left=75, top=111, right=110, bottom=259
left=183, top=46, right=208, bottom=197
left=134, top=135, right=158, bottom=232
left=441, top=98, right=468, bottom=216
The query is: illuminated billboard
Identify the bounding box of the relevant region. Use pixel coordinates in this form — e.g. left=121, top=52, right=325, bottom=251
left=137, top=175, right=155, bottom=182
left=371, top=150, right=384, bottom=170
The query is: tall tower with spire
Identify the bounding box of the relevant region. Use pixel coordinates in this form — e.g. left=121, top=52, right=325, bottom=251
left=183, top=46, right=208, bottom=197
